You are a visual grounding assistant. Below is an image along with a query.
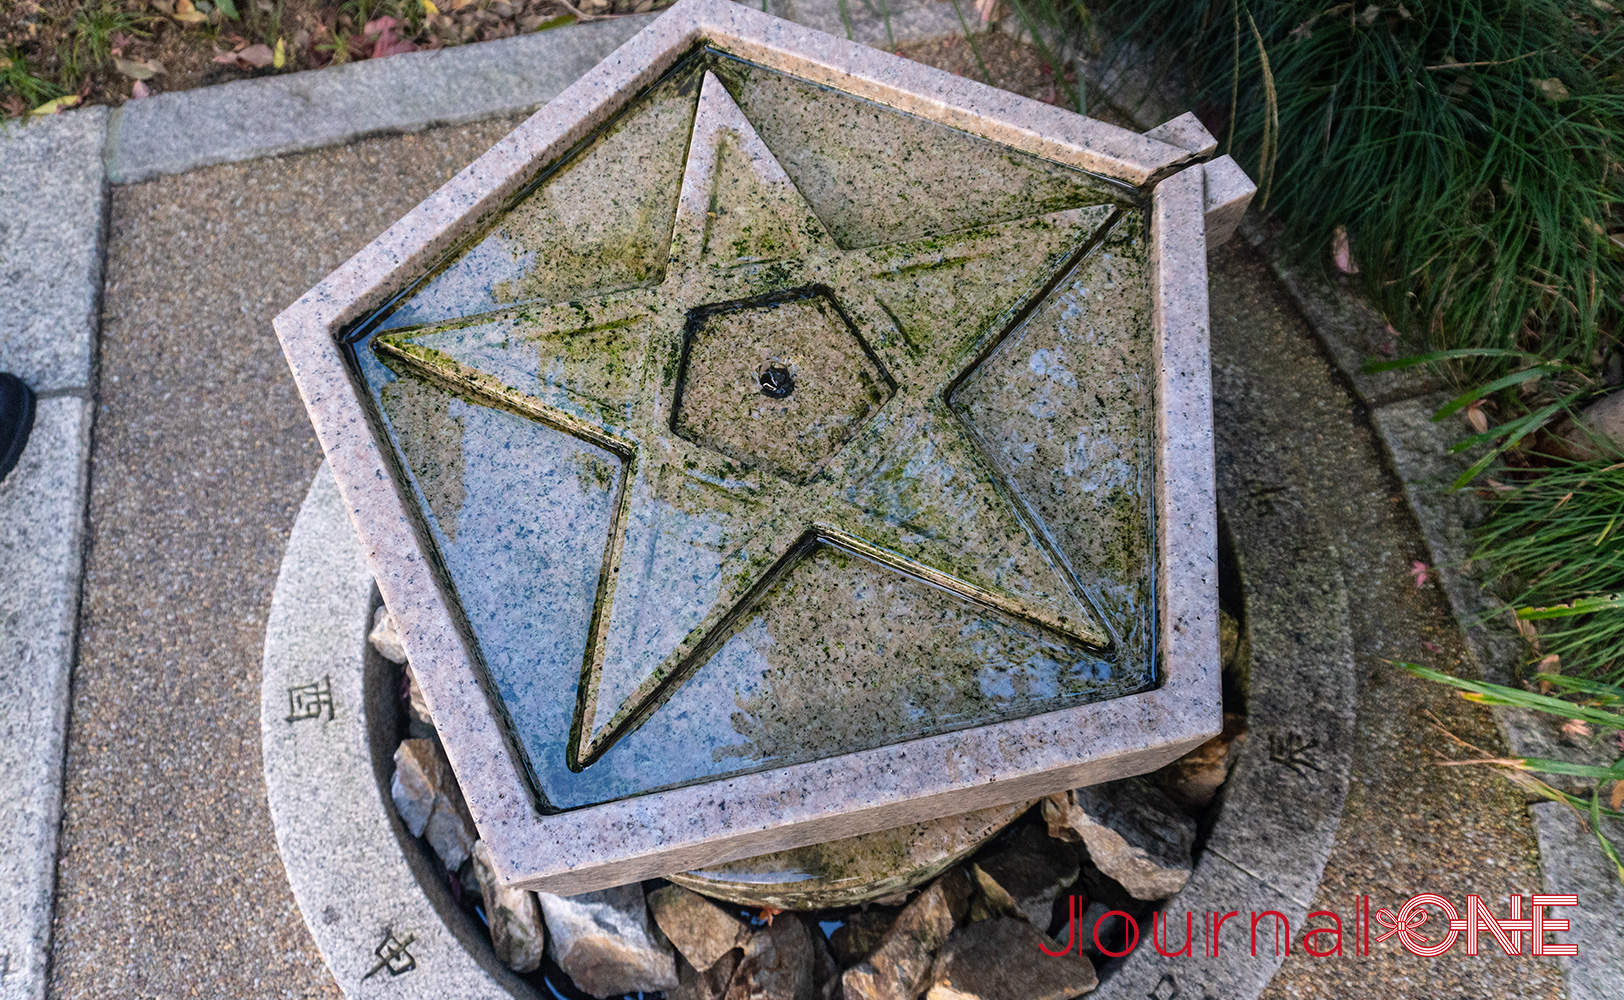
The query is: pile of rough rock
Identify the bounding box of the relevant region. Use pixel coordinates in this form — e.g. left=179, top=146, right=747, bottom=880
left=369, top=608, right=1248, bottom=1000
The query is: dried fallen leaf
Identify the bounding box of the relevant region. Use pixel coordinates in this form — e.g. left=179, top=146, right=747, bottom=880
left=174, top=0, right=208, bottom=22
left=1409, top=560, right=1431, bottom=588
left=1533, top=77, right=1569, bottom=102
left=1332, top=225, right=1359, bottom=274
left=1610, top=780, right=1624, bottom=812
left=273, top=36, right=286, bottom=68
left=1464, top=401, right=1489, bottom=434
left=1536, top=653, right=1561, bottom=675
left=1560, top=718, right=1592, bottom=742
left=237, top=43, right=274, bottom=67
left=131, top=79, right=150, bottom=98
left=30, top=95, right=81, bottom=115
left=149, top=0, right=176, bottom=13
left=366, top=16, right=419, bottom=58
left=113, top=56, right=163, bottom=80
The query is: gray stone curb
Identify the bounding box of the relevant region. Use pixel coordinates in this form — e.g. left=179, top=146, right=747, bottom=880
left=102, top=0, right=968, bottom=186
left=105, top=17, right=653, bottom=185
left=0, top=106, right=106, bottom=1000
left=0, top=397, right=94, bottom=1000
left=0, top=108, right=109, bottom=393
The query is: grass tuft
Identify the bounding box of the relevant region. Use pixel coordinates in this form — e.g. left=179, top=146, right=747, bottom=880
left=1474, top=451, right=1624, bottom=684
left=1092, top=0, right=1624, bottom=382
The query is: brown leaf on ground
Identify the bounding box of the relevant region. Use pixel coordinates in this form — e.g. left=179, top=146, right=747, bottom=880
left=1560, top=718, right=1592, bottom=743
left=1610, top=780, right=1624, bottom=812
left=237, top=43, right=274, bottom=67
left=173, top=0, right=208, bottom=23
left=113, top=57, right=164, bottom=80
left=1466, top=401, right=1489, bottom=433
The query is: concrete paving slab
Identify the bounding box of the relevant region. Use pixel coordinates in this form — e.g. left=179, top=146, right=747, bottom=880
left=104, top=17, right=653, bottom=184
left=0, top=395, right=91, bottom=1000
left=0, top=108, right=108, bottom=394
left=50, top=116, right=523, bottom=1000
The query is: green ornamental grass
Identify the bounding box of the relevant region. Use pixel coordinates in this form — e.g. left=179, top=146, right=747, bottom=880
left=1100, top=0, right=1624, bottom=379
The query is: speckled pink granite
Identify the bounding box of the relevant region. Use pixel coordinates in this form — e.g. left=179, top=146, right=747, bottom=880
left=273, top=0, right=1232, bottom=894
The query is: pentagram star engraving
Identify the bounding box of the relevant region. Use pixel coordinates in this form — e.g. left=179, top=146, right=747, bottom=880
left=374, top=70, right=1122, bottom=768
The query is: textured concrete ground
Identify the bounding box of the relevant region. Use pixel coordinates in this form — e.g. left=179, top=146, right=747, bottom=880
left=1207, top=248, right=1564, bottom=999
left=49, top=117, right=521, bottom=1000
left=47, top=70, right=1572, bottom=1000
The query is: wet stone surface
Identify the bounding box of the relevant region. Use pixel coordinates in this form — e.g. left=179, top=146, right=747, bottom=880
left=343, top=50, right=1160, bottom=811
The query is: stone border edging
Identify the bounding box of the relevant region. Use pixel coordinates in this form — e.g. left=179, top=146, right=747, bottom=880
left=0, top=107, right=107, bottom=1000
left=104, top=17, right=655, bottom=185
left=100, top=0, right=971, bottom=186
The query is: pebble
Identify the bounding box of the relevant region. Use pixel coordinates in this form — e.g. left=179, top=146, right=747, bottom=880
left=927, top=916, right=1096, bottom=1000
left=536, top=883, right=679, bottom=998
left=967, top=824, right=1079, bottom=930
left=1149, top=711, right=1247, bottom=812
left=1049, top=780, right=1195, bottom=901
left=471, top=839, right=546, bottom=972
left=648, top=884, right=749, bottom=972
left=390, top=738, right=478, bottom=870
left=843, top=869, right=970, bottom=1000
left=368, top=605, right=409, bottom=663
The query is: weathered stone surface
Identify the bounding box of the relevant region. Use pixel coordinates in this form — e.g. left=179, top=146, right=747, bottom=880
left=537, top=883, right=679, bottom=998
left=676, top=949, right=743, bottom=1000
left=672, top=801, right=1028, bottom=910
left=369, top=604, right=410, bottom=663
left=723, top=915, right=830, bottom=1000
left=472, top=839, right=546, bottom=972
left=842, top=869, right=970, bottom=1000
left=1054, top=780, right=1194, bottom=900
left=1149, top=711, right=1247, bottom=812
left=1555, top=389, right=1624, bottom=461
left=275, top=0, right=1222, bottom=895
left=403, top=662, right=435, bottom=732
left=649, top=883, right=750, bottom=972
left=929, top=916, right=1096, bottom=1000
left=828, top=909, right=898, bottom=967
left=391, top=737, right=478, bottom=870
left=967, top=825, right=1078, bottom=929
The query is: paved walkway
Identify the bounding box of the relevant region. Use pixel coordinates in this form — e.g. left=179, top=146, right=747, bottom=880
left=51, top=118, right=522, bottom=1000
left=1205, top=249, right=1562, bottom=998
left=0, top=7, right=1605, bottom=999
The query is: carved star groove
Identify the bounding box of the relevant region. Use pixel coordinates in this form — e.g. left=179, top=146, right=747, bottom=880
left=374, top=70, right=1123, bottom=769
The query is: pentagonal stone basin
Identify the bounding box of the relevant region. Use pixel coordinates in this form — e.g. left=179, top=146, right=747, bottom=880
left=672, top=287, right=894, bottom=483
left=275, top=0, right=1228, bottom=892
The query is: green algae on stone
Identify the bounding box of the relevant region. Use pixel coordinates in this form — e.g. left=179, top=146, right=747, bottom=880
left=672, top=288, right=894, bottom=483
left=375, top=59, right=705, bottom=332
left=339, top=63, right=1159, bottom=812
left=716, top=55, right=1130, bottom=249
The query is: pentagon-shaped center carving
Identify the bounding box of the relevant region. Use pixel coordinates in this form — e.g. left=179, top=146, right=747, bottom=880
left=671, top=287, right=894, bottom=483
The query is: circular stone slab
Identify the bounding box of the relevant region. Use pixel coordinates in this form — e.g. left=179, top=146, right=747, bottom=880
left=265, top=460, right=1356, bottom=999
left=669, top=800, right=1033, bottom=910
